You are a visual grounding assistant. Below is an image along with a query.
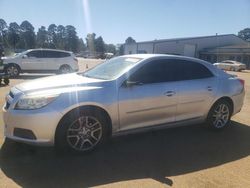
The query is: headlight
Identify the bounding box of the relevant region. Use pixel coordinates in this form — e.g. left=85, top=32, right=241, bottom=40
left=15, top=94, right=59, bottom=110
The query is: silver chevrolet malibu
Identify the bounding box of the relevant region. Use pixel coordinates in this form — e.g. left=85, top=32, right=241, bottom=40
left=3, top=54, right=245, bottom=153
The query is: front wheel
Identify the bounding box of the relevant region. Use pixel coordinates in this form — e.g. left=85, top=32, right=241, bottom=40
left=229, top=67, right=235, bottom=71
left=55, top=109, right=110, bottom=153
left=3, top=78, right=9, bottom=85
left=206, top=100, right=232, bottom=130
left=5, top=64, right=20, bottom=77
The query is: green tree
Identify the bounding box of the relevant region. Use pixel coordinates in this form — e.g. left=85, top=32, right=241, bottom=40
left=105, top=43, right=116, bottom=54
left=20, top=20, right=36, bottom=49
left=125, top=36, right=136, bottom=44
left=36, top=26, right=48, bottom=48
left=95, top=36, right=105, bottom=54
left=56, top=25, right=66, bottom=50
left=238, top=28, right=250, bottom=42
left=65, top=25, right=78, bottom=52
left=48, top=24, right=57, bottom=48
left=0, top=19, right=8, bottom=47
left=118, top=44, right=124, bottom=55
left=7, top=22, right=20, bottom=50
left=77, top=38, right=86, bottom=52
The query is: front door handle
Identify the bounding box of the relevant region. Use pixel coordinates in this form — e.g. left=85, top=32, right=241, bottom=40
left=164, top=91, right=176, bottom=97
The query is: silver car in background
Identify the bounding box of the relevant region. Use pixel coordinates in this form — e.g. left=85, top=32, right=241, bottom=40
left=214, top=60, right=246, bottom=71
left=3, top=54, right=245, bottom=152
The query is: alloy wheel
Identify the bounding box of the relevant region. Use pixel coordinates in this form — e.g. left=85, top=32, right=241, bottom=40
left=60, top=66, right=71, bottom=74
left=7, top=66, right=19, bottom=76
left=66, top=116, right=102, bottom=151
left=212, top=103, right=230, bottom=128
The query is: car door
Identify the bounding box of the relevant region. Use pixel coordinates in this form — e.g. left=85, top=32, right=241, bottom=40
left=223, top=61, right=232, bottom=70
left=43, top=50, right=62, bottom=71
left=21, top=50, right=44, bottom=70
left=173, top=60, right=218, bottom=121
left=118, top=59, right=178, bottom=131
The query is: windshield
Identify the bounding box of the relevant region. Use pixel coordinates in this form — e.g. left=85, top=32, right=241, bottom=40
left=83, top=57, right=142, bottom=80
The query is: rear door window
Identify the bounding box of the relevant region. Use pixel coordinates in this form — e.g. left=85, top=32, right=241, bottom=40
left=175, top=60, right=214, bottom=80
left=42, top=51, right=70, bottom=58
left=129, top=59, right=213, bottom=84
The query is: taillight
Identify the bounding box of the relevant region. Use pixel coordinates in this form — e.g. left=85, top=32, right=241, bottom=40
left=238, top=78, right=245, bottom=88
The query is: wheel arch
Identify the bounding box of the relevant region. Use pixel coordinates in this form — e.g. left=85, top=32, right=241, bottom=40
left=55, top=105, right=113, bottom=140
left=210, top=96, right=234, bottom=116
left=4, top=63, right=21, bottom=71
left=59, top=64, right=72, bottom=69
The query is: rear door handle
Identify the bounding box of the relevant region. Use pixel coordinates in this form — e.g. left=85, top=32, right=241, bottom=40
left=164, top=91, right=176, bottom=97
left=207, top=86, right=213, bottom=91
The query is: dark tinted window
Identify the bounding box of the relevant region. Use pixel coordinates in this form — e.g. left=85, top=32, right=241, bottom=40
left=43, top=51, right=71, bottom=58
left=129, top=59, right=213, bottom=84
left=129, top=59, right=178, bottom=84
left=27, top=50, right=43, bottom=58
left=60, top=52, right=71, bottom=57
left=223, top=61, right=233, bottom=64
left=177, top=60, right=214, bottom=80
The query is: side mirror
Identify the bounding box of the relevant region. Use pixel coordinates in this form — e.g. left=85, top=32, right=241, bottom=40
left=124, top=80, right=143, bottom=87
left=22, top=55, right=28, bottom=59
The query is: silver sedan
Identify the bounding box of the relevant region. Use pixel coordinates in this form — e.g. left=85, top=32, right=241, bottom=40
left=214, top=60, right=246, bottom=71
left=3, top=54, right=245, bottom=152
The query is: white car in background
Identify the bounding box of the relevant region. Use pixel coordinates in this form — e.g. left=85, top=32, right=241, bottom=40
left=2, top=49, right=79, bottom=76
left=214, top=60, right=246, bottom=72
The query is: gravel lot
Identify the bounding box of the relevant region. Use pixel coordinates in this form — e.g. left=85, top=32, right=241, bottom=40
left=0, top=58, right=249, bottom=188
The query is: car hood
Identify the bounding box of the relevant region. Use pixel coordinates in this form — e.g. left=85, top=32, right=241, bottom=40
left=2, top=56, right=20, bottom=62
left=15, top=73, right=108, bottom=94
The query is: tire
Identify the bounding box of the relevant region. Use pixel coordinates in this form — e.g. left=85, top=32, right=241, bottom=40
left=55, top=108, right=110, bottom=153
left=59, top=65, right=72, bottom=74
left=206, top=100, right=232, bottom=130
left=229, top=67, right=235, bottom=71
left=5, top=64, right=20, bottom=77
left=3, top=78, right=9, bottom=85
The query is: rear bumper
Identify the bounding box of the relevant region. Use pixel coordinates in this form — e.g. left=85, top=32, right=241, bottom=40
left=231, top=90, right=245, bottom=116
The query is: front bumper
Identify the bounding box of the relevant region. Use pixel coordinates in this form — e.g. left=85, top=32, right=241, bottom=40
left=3, top=106, right=63, bottom=146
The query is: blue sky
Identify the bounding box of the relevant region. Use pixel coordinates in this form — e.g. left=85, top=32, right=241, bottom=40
left=0, top=0, right=249, bottom=44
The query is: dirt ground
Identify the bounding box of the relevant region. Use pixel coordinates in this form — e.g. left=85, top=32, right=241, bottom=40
left=0, top=59, right=249, bottom=188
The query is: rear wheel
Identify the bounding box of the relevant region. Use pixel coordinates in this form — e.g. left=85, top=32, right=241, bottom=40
left=55, top=109, right=110, bottom=153
left=206, top=100, right=232, bottom=130
left=59, top=65, right=72, bottom=74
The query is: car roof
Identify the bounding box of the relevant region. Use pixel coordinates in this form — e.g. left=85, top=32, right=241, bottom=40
left=122, top=53, right=211, bottom=64
left=26, top=48, right=73, bottom=53
left=122, top=54, right=178, bottom=59
left=222, top=60, right=241, bottom=63
left=121, top=53, right=218, bottom=74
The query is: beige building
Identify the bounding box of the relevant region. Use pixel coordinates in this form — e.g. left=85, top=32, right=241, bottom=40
left=200, top=44, right=250, bottom=68
left=124, top=34, right=250, bottom=68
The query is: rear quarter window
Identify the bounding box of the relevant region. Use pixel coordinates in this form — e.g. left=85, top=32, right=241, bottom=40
left=175, top=60, right=214, bottom=80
